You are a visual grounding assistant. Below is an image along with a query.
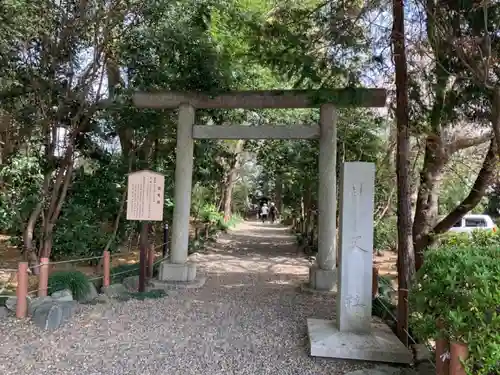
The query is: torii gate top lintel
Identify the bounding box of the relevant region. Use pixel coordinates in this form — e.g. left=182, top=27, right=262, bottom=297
left=133, top=88, right=387, bottom=110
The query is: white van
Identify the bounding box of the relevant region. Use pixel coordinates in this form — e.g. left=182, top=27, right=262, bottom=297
left=449, top=214, right=497, bottom=234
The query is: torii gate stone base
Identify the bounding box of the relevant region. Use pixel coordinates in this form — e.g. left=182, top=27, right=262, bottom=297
left=133, top=89, right=411, bottom=363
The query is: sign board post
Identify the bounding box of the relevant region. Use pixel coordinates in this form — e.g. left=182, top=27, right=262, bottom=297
left=126, top=170, right=165, bottom=292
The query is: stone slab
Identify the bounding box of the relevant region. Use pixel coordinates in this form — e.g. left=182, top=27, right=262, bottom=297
left=159, top=261, right=196, bottom=282
left=31, top=300, right=77, bottom=331
left=133, top=89, right=388, bottom=109
left=32, top=303, right=63, bottom=331
left=307, top=318, right=412, bottom=364
left=308, top=265, right=337, bottom=291
left=28, top=296, right=53, bottom=315
left=149, top=276, right=206, bottom=290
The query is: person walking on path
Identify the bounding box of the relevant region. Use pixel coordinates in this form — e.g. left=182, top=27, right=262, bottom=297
left=260, top=203, right=269, bottom=223
left=269, top=202, right=279, bottom=224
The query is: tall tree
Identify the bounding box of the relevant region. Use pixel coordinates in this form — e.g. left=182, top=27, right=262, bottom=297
left=392, top=0, right=415, bottom=288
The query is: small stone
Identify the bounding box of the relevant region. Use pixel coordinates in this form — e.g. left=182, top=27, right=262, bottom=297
left=28, top=296, right=53, bottom=315
left=122, top=276, right=140, bottom=292
left=32, top=303, right=63, bottom=331
left=0, top=306, right=10, bottom=318
left=51, top=289, right=73, bottom=302
left=55, top=300, right=77, bottom=322
left=102, top=283, right=128, bottom=298
left=95, top=294, right=111, bottom=304
left=77, top=281, right=99, bottom=303
left=4, top=296, right=32, bottom=312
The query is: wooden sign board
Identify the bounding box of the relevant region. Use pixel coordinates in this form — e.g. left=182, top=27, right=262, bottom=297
left=126, top=170, right=165, bottom=221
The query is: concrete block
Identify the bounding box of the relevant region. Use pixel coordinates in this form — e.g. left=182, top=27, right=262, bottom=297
left=308, top=265, right=336, bottom=291
left=159, top=262, right=196, bottom=282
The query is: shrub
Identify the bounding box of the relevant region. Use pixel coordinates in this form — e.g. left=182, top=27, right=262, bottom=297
left=199, top=204, right=223, bottom=224
left=436, top=229, right=500, bottom=248
left=374, top=216, right=397, bottom=252
left=47, top=270, right=90, bottom=300
left=109, top=262, right=162, bottom=284
left=409, top=245, right=500, bottom=374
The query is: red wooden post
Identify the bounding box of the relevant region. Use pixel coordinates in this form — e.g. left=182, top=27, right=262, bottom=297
left=435, top=319, right=450, bottom=375
left=16, top=262, right=28, bottom=319
left=38, top=257, right=49, bottom=297
left=450, top=342, right=468, bottom=375
left=103, top=251, right=110, bottom=287
left=147, top=245, right=155, bottom=279
left=372, top=267, right=379, bottom=299
left=435, top=339, right=450, bottom=375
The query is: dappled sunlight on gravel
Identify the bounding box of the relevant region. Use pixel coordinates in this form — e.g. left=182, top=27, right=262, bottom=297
left=0, top=221, right=374, bottom=375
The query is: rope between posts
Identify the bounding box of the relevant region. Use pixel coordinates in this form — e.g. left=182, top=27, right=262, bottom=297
left=109, top=256, right=166, bottom=278
left=45, top=255, right=104, bottom=266
left=375, top=295, right=436, bottom=370
left=25, top=256, right=168, bottom=296
left=377, top=275, right=397, bottom=292
left=22, top=241, right=169, bottom=271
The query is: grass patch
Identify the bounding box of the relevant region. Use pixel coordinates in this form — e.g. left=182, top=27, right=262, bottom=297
left=48, top=270, right=90, bottom=300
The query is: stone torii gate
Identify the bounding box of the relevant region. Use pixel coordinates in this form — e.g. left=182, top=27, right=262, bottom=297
left=132, top=89, right=385, bottom=291
left=134, top=89, right=413, bottom=364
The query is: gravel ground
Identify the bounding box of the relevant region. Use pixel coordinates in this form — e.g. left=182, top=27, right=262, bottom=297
left=0, top=221, right=374, bottom=375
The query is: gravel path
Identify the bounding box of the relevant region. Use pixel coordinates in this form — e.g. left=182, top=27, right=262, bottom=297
left=0, top=221, right=374, bottom=375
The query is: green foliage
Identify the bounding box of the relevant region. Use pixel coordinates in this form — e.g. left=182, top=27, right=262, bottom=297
left=435, top=229, right=500, bottom=248
left=0, top=154, right=44, bottom=233
left=199, top=204, right=223, bottom=224
left=110, top=264, right=140, bottom=284
left=47, top=271, right=90, bottom=300
left=410, top=245, right=500, bottom=374
left=49, top=162, right=130, bottom=260
left=109, top=262, right=162, bottom=284
left=374, top=217, right=397, bottom=252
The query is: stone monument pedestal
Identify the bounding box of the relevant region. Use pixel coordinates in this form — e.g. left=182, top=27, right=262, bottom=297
left=307, top=318, right=412, bottom=364
left=151, top=261, right=206, bottom=290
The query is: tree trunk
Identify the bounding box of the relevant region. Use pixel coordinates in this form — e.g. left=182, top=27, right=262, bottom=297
left=412, top=140, right=447, bottom=267
left=492, top=87, right=500, bottom=160
left=22, top=174, right=51, bottom=274
left=223, top=140, right=244, bottom=222
left=392, top=0, right=415, bottom=287
left=39, top=148, right=74, bottom=259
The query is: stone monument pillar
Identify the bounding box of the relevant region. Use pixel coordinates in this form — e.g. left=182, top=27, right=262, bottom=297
left=306, top=162, right=412, bottom=364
